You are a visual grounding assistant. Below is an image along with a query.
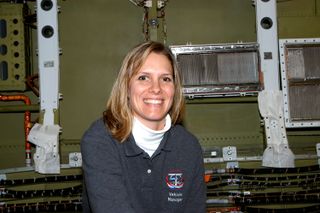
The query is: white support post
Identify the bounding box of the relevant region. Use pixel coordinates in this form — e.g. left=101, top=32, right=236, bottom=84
left=37, top=0, right=60, bottom=123
left=255, top=0, right=279, bottom=90
left=255, top=0, right=295, bottom=168
left=27, top=0, right=61, bottom=174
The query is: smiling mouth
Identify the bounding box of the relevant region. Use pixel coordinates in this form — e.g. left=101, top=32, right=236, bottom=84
left=144, top=99, right=163, bottom=104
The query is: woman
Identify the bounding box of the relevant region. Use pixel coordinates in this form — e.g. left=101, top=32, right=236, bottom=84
left=81, top=41, right=206, bottom=213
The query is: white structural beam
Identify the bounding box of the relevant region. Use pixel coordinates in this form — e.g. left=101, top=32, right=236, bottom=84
left=255, top=0, right=280, bottom=90
left=255, top=0, right=295, bottom=168
left=28, top=0, right=61, bottom=174
left=37, top=0, right=60, bottom=124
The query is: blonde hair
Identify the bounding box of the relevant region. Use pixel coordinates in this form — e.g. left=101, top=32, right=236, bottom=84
left=103, top=41, right=185, bottom=142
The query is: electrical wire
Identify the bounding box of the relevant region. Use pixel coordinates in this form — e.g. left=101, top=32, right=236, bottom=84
left=1, top=185, right=82, bottom=199
left=0, top=199, right=82, bottom=213
left=0, top=175, right=83, bottom=212
left=25, top=74, right=39, bottom=97
left=0, top=175, right=82, bottom=186
left=243, top=204, right=320, bottom=213
left=206, top=164, right=320, bottom=212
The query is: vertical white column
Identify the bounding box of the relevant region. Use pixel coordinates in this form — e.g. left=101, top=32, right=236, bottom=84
left=255, top=0, right=295, bottom=168
left=37, top=0, right=60, bottom=125
left=27, top=0, right=61, bottom=174
left=255, top=0, right=279, bottom=90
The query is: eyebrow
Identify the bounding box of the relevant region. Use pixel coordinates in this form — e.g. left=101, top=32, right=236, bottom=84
left=137, top=71, right=173, bottom=76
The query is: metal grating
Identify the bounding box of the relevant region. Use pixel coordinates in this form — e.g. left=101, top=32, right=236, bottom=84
left=279, top=38, right=320, bottom=128
left=170, top=43, right=261, bottom=98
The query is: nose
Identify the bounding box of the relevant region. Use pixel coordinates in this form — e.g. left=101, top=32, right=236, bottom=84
left=150, top=79, right=161, bottom=94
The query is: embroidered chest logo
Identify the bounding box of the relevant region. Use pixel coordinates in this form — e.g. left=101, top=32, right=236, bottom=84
left=166, top=172, right=184, bottom=189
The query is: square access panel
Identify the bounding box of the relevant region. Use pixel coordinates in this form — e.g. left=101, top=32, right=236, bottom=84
left=170, top=43, right=262, bottom=98
left=279, top=38, right=320, bottom=128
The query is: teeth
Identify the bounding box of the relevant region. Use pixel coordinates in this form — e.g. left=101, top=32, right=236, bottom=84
left=144, top=99, right=162, bottom=104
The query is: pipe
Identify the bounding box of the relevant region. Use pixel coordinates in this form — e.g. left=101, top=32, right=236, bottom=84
left=0, top=104, right=39, bottom=112
left=26, top=74, right=39, bottom=97
left=0, top=94, right=33, bottom=167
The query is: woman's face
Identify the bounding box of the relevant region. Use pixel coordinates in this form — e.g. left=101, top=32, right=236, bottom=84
left=129, top=52, right=175, bottom=130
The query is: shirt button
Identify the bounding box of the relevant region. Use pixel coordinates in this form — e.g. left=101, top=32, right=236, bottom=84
left=147, top=169, right=152, bottom=174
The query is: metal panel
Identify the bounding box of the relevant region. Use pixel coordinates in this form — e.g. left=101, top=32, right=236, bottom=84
left=279, top=38, right=320, bottom=128
left=0, top=3, right=29, bottom=91
left=170, top=43, right=261, bottom=98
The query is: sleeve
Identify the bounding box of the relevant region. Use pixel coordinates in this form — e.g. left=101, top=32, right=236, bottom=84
left=184, top=140, right=207, bottom=213
left=81, top=121, right=136, bottom=213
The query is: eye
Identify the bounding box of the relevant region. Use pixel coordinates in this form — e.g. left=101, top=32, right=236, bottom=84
left=162, top=76, right=173, bottom=82
left=138, top=75, right=148, bottom=80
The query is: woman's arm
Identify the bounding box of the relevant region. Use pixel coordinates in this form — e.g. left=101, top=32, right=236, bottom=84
left=184, top=143, right=207, bottom=213
left=81, top=120, right=136, bottom=213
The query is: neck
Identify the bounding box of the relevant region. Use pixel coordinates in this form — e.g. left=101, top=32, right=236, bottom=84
left=132, top=115, right=172, bottom=157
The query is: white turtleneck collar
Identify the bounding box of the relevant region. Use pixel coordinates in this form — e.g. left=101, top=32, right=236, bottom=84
left=132, top=114, right=172, bottom=157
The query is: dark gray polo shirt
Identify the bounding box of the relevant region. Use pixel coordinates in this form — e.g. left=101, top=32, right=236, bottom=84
left=81, top=119, right=206, bottom=213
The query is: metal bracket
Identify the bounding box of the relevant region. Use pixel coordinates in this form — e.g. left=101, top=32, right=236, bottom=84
left=222, top=146, right=239, bottom=169
left=69, top=152, right=82, bottom=167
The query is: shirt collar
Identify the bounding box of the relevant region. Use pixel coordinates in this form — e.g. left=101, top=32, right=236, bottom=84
left=124, top=128, right=173, bottom=157
left=124, top=134, right=143, bottom=157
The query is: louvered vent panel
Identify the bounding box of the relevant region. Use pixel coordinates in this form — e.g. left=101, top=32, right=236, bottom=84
left=171, top=43, right=261, bottom=97
left=279, top=38, right=320, bottom=127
